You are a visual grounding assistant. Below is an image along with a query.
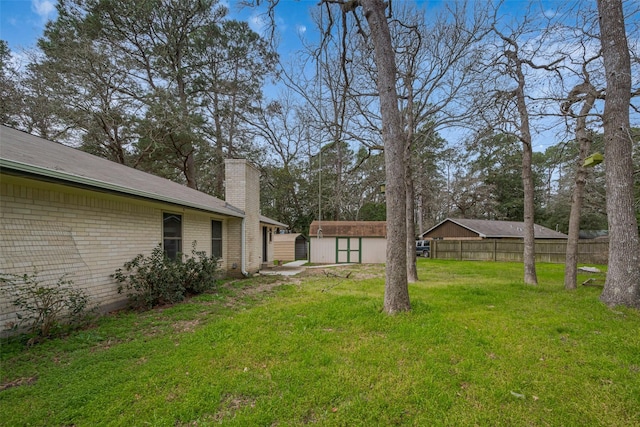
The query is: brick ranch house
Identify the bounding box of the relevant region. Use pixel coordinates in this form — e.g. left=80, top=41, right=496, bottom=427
left=0, top=125, right=286, bottom=330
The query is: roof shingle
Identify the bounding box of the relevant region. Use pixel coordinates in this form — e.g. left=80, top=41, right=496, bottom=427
left=422, top=218, right=568, bottom=239
left=309, top=221, right=387, bottom=237
left=0, top=126, right=282, bottom=224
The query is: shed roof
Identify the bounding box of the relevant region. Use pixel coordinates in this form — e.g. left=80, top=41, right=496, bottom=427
left=0, top=126, right=282, bottom=224
left=309, top=221, right=387, bottom=237
left=421, top=218, right=568, bottom=239
left=273, top=233, right=306, bottom=243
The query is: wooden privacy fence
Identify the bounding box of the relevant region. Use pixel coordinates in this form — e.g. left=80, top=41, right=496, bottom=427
left=430, top=239, right=609, bottom=265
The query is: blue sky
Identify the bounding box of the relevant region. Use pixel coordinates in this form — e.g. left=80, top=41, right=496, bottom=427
left=3, top=0, right=634, bottom=151
left=0, top=0, right=319, bottom=58
left=0, top=0, right=567, bottom=63
left=1, top=0, right=56, bottom=51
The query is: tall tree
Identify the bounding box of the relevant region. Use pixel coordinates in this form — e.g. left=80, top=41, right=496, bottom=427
left=15, top=57, right=72, bottom=141
left=249, top=94, right=311, bottom=230
left=390, top=1, right=489, bottom=282
left=412, top=124, right=447, bottom=232
left=562, top=79, right=600, bottom=290
left=475, top=5, right=568, bottom=285
left=197, top=19, right=277, bottom=196
left=359, top=0, right=410, bottom=313
left=597, top=0, right=640, bottom=307
left=492, top=26, right=541, bottom=285
left=34, top=0, right=275, bottom=193
left=0, top=41, right=21, bottom=128
left=468, top=132, right=529, bottom=220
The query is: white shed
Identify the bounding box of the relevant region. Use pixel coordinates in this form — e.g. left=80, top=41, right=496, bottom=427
left=308, top=221, right=387, bottom=264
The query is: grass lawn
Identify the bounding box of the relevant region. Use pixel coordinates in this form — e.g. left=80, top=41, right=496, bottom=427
left=1, top=260, right=639, bottom=426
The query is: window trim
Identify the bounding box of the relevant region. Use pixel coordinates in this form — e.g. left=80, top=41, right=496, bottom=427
left=211, top=219, right=223, bottom=259
left=163, top=212, right=182, bottom=260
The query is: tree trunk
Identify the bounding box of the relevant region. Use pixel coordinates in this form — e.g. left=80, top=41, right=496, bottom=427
left=213, top=93, right=226, bottom=198
left=521, top=141, right=537, bottom=285
left=404, top=66, right=418, bottom=283
left=564, top=86, right=597, bottom=290
left=406, top=157, right=418, bottom=283
left=597, top=0, right=640, bottom=308
left=513, top=63, right=538, bottom=285
left=184, top=150, right=198, bottom=190
left=361, top=0, right=410, bottom=313
left=335, top=140, right=344, bottom=220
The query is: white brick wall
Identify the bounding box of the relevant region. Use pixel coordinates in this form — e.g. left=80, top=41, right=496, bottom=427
left=0, top=175, right=235, bottom=333
left=225, top=160, right=263, bottom=272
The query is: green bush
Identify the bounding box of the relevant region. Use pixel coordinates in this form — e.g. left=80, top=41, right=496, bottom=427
left=112, top=243, right=220, bottom=309
left=0, top=270, right=93, bottom=338
left=182, top=242, right=221, bottom=295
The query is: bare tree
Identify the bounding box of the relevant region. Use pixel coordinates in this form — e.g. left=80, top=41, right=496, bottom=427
left=491, top=28, right=540, bottom=285
left=269, top=0, right=409, bottom=311
left=390, top=1, right=490, bottom=281
left=562, top=79, right=600, bottom=290
left=556, top=14, right=605, bottom=289
left=357, top=0, right=410, bottom=313
left=474, top=5, right=568, bottom=285
left=597, top=0, right=640, bottom=308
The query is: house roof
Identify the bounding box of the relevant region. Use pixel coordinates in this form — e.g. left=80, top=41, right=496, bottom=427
left=260, top=215, right=288, bottom=228
left=0, top=126, right=280, bottom=223
left=309, top=221, right=387, bottom=237
left=422, top=218, right=568, bottom=239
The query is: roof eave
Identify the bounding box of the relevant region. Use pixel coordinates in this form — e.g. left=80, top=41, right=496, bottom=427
left=260, top=218, right=288, bottom=228
left=1, top=159, right=245, bottom=218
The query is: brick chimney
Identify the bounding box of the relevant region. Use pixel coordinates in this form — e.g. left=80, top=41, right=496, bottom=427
left=224, top=159, right=261, bottom=272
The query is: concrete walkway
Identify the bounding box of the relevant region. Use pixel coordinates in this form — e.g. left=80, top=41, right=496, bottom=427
left=258, top=260, right=355, bottom=276
left=283, top=260, right=307, bottom=267
left=258, top=260, right=307, bottom=276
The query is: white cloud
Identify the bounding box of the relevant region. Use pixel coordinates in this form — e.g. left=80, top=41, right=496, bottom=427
left=31, top=0, right=56, bottom=21
left=8, top=49, right=31, bottom=72
left=249, top=12, right=268, bottom=34
left=296, top=24, right=307, bottom=36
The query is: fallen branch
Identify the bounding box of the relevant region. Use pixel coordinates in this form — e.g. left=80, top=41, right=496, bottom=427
left=582, top=278, right=604, bottom=287
left=324, top=271, right=352, bottom=279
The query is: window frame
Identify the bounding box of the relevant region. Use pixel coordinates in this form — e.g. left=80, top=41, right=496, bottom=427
left=211, top=219, right=223, bottom=259
left=163, top=212, right=182, bottom=260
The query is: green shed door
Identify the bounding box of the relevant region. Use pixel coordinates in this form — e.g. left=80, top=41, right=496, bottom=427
left=336, top=237, right=361, bottom=263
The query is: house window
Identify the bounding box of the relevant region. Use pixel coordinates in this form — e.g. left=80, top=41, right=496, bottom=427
left=212, top=220, right=222, bottom=258
left=163, top=213, right=182, bottom=260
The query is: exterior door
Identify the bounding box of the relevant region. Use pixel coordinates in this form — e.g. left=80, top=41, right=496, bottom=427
left=336, top=237, right=361, bottom=263
left=262, top=226, right=268, bottom=263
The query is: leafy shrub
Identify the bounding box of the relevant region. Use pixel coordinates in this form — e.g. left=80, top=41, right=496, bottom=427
left=0, top=270, right=93, bottom=338
left=112, top=243, right=220, bottom=309
left=112, top=245, right=184, bottom=309
left=182, top=242, right=221, bottom=295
